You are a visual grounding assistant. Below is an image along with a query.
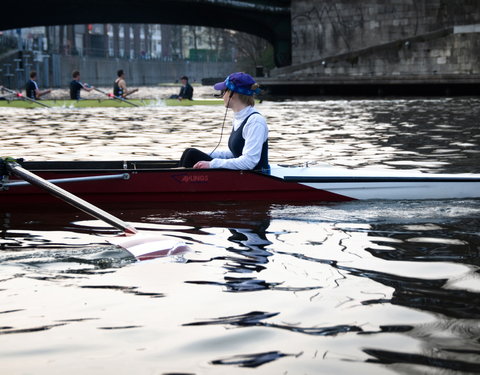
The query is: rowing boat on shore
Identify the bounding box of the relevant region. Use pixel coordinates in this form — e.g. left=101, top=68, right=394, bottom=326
left=0, top=98, right=224, bottom=108
left=1, top=160, right=479, bottom=205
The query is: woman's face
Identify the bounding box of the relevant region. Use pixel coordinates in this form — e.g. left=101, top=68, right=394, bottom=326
left=222, top=89, right=232, bottom=107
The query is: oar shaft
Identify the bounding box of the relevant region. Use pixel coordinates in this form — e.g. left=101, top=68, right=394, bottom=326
left=6, top=162, right=136, bottom=234
left=93, top=87, right=108, bottom=96
left=1, top=87, right=50, bottom=108
left=22, top=95, right=51, bottom=108
left=94, top=88, right=139, bottom=107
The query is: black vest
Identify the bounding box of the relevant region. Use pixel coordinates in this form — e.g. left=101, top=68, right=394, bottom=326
left=113, top=80, right=123, bottom=97
left=25, top=80, right=37, bottom=99
left=70, top=80, right=82, bottom=100
left=227, top=112, right=269, bottom=171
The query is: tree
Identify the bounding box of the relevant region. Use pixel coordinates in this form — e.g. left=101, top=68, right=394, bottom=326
left=225, top=30, right=274, bottom=73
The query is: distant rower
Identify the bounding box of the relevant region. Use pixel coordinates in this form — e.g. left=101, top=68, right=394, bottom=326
left=170, top=76, right=194, bottom=101
left=70, top=70, right=94, bottom=100
left=113, top=69, right=138, bottom=98
left=25, top=71, right=51, bottom=100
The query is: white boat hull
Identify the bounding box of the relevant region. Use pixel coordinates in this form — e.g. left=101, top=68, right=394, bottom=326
left=270, top=164, right=480, bottom=200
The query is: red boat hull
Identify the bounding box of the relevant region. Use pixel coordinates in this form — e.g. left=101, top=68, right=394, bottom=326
left=1, top=168, right=354, bottom=206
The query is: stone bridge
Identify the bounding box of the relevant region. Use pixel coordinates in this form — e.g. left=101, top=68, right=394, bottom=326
left=3, top=0, right=480, bottom=95
left=0, top=0, right=292, bottom=67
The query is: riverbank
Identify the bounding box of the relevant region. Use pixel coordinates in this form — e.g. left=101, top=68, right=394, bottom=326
left=259, top=74, right=480, bottom=97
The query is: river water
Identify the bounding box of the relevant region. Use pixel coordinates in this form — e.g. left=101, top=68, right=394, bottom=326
left=0, top=87, right=479, bottom=374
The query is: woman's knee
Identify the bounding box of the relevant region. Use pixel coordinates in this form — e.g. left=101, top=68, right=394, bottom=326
left=179, top=148, right=203, bottom=167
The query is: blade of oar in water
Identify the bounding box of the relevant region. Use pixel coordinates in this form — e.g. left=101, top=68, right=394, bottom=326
left=4, top=159, right=190, bottom=260
left=108, top=233, right=190, bottom=261
left=93, top=87, right=139, bottom=107
left=1, top=86, right=51, bottom=108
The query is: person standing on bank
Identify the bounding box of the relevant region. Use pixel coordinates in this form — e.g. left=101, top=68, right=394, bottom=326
left=25, top=71, right=51, bottom=100
left=179, top=72, right=268, bottom=171
left=70, top=70, right=94, bottom=100
left=113, top=69, right=138, bottom=98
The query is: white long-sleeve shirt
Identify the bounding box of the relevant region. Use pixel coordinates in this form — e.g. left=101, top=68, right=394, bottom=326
left=210, top=106, right=268, bottom=170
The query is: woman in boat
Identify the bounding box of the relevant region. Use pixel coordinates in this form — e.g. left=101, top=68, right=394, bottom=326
left=179, top=72, right=269, bottom=172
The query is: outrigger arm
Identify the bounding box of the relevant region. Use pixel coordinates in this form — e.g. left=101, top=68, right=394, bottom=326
left=2, top=173, right=130, bottom=189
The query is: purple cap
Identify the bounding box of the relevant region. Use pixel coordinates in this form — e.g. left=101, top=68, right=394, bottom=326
left=213, top=72, right=260, bottom=96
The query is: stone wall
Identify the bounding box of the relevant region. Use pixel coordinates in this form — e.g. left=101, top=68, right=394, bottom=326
left=275, top=28, right=480, bottom=78
left=277, top=0, right=480, bottom=78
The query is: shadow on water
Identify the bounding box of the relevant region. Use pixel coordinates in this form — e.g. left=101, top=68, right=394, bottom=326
left=210, top=350, right=299, bottom=368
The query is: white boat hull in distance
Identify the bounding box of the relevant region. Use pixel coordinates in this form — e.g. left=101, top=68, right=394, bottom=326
left=270, top=164, right=480, bottom=201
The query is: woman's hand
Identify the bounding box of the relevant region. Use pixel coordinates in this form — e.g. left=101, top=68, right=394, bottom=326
left=193, top=161, right=211, bottom=169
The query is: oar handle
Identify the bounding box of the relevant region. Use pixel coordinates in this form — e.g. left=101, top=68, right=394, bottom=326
left=6, top=161, right=137, bottom=235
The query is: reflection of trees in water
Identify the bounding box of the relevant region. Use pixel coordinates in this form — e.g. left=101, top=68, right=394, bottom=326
left=362, top=219, right=480, bottom=319
left=366, top=219, right=480, bottom=267
left=275, top=243, right=480, bottom=372
left=357, top=220, right=480, bottom=372
left=364, top=346, right=480, bottom=373
left=250, top=214, right=479, bottom=372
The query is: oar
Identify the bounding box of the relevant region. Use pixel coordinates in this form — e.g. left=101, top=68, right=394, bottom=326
left=1, top=86, right=51, bottom=108
left=93, top=87, right=139, bottom=107
left=3, top=158, right=190, bottom=260
left=5, top=159, right=136, bottom=234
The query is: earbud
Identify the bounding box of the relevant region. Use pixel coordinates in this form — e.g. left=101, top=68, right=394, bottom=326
left=229, top=91, right=234, bottom=98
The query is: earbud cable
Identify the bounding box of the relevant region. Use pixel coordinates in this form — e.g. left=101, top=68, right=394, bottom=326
left=210, top=95, right=232, bottom=156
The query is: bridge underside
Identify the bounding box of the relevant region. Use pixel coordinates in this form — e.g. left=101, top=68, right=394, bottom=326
left=0, top=0, right=291, bottom=67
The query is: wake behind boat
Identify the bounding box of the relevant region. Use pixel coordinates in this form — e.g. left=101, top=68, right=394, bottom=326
left=0, top=98, right=225, bottom=108
left=1, top=159, right=479, bottom=205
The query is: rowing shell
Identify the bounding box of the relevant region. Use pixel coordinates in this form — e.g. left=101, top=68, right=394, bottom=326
left=1, top=160, right=479, bottom=205
left=0, top=98, right=224, bottom=108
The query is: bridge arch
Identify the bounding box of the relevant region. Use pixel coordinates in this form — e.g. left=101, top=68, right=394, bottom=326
left=1, top=0, right=291, bottom=66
